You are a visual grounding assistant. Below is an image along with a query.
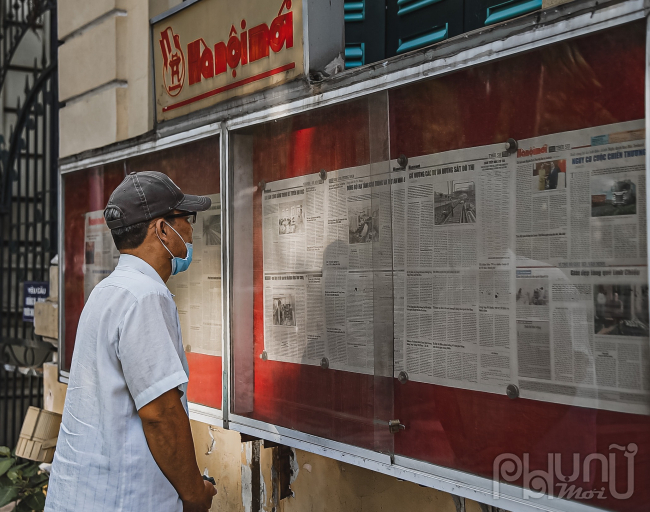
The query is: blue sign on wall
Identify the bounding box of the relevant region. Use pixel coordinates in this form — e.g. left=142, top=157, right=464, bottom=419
left=23, top=281, right=49, bottom=322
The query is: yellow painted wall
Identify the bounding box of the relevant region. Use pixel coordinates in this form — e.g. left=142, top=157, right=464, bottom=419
left=58, top=0, right=151, bottom=157
left=190, top=420, right=487, bottom=512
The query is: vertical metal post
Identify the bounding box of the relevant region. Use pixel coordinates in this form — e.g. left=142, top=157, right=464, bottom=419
left=19, top=372, right=25, bottom=435
left=39, top=80, right=47, bottom=284
left=57, top=163, right=64, bottom=376
left=24, top=96, right=31, bottom=343
left=646, top=13, right=650, bottom=324
left=13, top=128, right=22, bottom=339
left=11, top=366, right=17, bottom=444
left=49, top=3, right=59, bottom=260
left=220, top=122, right=230, bottom=425
left=31, top=80, right=38, bottom=291
left=28, top=372, right=34, bottom=415
left=2, top=367, right=8, bottom=445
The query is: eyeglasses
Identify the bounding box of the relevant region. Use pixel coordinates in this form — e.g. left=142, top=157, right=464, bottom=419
left=164, top=211, right=197, bottom=225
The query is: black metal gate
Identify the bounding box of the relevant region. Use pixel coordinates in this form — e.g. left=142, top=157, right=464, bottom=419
left=0, top=0, right=58, bottom=448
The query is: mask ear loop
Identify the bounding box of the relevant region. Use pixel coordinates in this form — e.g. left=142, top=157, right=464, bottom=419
left=156, top=223, right=175, bottom=260
left=164, top=220, right=188, bottom=245
left=157, top=221, right=188, bottom=258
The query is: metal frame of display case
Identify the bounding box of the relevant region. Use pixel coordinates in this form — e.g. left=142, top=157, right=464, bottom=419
left=57, top=122, right=223, bottom=389
left=55, top=0, right=650, bottom=511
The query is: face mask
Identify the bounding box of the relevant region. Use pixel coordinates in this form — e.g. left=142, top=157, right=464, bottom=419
left=157, top=221, right=193, bottom=275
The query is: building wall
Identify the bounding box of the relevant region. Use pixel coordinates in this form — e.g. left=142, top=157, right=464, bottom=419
left=191, top=421, right=480, bottom=512
left=58, top=0, right=152, bottom=157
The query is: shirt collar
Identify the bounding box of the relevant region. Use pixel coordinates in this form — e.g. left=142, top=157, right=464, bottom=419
left=116, top=254, right=166, bottom=287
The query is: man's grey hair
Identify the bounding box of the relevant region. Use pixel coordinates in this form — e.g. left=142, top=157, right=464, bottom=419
left=104, top=206, right=150, bottom=250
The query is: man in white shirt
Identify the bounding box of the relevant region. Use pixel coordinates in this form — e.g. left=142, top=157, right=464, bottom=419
left=46, top=171, right=218, bottom=512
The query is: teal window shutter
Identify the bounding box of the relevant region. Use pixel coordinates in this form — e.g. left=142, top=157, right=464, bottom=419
left=397, top=0, right=443, bottom=16
left=344, top=1, right=365, bottom=22
left=397, top=24, right=448, bottom=54
left=345, top=43, right=365, bottom=69
left=485, top=0, right=542, bottom=25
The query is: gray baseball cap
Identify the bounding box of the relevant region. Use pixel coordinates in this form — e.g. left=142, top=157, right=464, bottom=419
left=104, top=171, right=211, bottom=229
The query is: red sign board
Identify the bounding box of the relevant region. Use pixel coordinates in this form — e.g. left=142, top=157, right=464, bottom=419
left=153, top=0, right=304, bottom=121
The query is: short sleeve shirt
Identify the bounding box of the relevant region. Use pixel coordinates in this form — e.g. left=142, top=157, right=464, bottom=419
left=45, top=255, right=189, bottom=512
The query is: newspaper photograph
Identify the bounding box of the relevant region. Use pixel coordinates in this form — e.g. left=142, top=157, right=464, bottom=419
left=167, top=194, right=222, bottom=357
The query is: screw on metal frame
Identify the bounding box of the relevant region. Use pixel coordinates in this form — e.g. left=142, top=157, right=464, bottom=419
left=320, top=357, right=329, bottom=369
left=504, top=138, right=518, bottom=155
left=388, top=419, right=406, bottom=434
left=261, top=350, right=268, bottom=361
left=398, top=371, right=409, bottom=384
left=319, top=169, right=327, bottom=181
left=397, top=154, right=408, bottom=168
left=506, top=383, right=519, bottom=399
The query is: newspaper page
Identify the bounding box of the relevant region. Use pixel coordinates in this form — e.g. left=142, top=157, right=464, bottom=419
left=261, top=165, right=399, bottom=373
left=396, top=121, right=649, bottom=415
left=393, top=144, right=516, bottom=395
left=83, top=210, right=120, bottom=301
left=262, top=172, right=328, bottom=367
left=514, top=120, right=649, bottom=414
left=167, top=194, right=222, bottom=357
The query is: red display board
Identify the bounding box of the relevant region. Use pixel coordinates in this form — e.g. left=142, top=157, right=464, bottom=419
left=63, top=135, right=222, bottom=409
left=231, top=21, right=649, bottom=511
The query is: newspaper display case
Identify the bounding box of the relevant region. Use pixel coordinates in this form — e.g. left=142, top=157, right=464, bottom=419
left=228, top=94, right=395, bottom=454
left=55, top=1, right=650, bottom=511
left=226, top=11, right=650, bottom=512
left=60, top=135, right=223, bottom=411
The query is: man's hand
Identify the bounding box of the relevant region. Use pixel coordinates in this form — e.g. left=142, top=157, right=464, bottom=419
left=139, top=389, right=217, bottom=512
left=182, top=480, right=217, bottom=512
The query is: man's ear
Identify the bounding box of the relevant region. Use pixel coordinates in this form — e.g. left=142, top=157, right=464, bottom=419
left=154, top=218, right=166, bottom=238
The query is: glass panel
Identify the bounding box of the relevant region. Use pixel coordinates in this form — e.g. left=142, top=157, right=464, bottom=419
left=388, top=20, right=648, bottom=511
left=230, top=93, right=394, bottom=453
left=62, top=135, right=222, bottom=409
left=62, top=163, right=124, bottom=371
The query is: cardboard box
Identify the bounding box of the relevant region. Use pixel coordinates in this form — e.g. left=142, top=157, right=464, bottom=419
left=49, top=263, right=58, bottom=302
left=34, top=300, right=58, bottom=339
left=43, top=362, right=67, bottom=414
left=15, top=407, right=62, bottom=463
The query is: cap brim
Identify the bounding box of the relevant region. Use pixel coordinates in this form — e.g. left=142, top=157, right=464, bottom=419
left=177, top=194, right=211, bottom=212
